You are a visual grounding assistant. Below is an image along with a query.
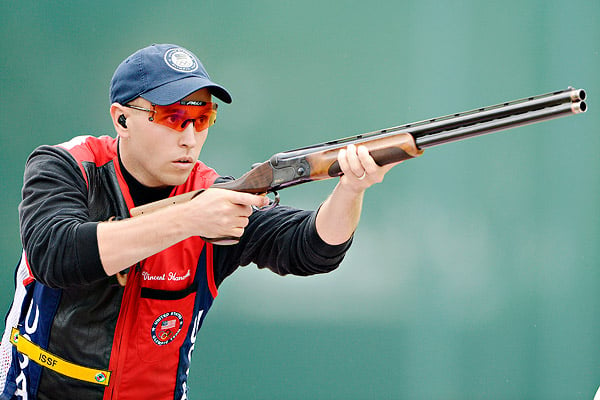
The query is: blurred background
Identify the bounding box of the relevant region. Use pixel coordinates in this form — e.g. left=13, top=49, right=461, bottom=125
left=0, top=0, right=598, bottom=398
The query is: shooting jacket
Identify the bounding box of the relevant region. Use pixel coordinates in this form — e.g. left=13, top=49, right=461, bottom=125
left=0, top=135, right=350, bottom=400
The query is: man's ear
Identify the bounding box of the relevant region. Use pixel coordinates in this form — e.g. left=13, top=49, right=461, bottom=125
left=110, top=103, right=130, bottom=138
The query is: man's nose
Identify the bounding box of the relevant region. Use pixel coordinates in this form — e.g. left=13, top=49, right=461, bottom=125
left=179, top=121, right=197, bottom=147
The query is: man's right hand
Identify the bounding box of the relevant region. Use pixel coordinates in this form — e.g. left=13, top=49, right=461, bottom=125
left=184, top=188, right=270, bottom=241
left=98, top=188, right=269, bottom=276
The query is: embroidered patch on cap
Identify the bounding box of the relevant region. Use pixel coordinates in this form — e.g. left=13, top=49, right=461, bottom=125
left=151, top=311, right=184, bottom=345
left=164, top=48, right=199, bottom=72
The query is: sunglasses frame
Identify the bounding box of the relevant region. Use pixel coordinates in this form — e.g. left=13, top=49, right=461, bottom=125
left=122, top=101, right=218, bottom=132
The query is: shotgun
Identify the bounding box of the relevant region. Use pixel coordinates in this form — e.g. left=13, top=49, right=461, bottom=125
left=131, top=87, right=587, bottom=219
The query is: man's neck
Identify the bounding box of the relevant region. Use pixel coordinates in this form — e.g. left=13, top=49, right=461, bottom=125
left=117, top=147, right=174, bottom=206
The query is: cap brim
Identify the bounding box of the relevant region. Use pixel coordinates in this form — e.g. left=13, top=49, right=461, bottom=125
left=141, top=76, right=232, bottom=105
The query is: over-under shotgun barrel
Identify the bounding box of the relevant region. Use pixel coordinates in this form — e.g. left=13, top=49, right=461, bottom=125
left=416, top=98, right=587, bottom=148
left=273, top=87, right=586, bottom=157
left=275, top=87, right=586, bottom=177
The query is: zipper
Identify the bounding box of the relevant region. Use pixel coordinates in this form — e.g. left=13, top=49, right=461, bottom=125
left=103, top=263, right=141, bottom=400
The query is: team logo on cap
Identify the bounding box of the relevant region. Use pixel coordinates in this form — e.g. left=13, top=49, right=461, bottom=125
left=151, top=311, right=184, bottom=345
left=164, top=48, right=198, bottom=72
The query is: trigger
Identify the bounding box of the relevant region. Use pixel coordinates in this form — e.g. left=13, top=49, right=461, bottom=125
left=254, top=191, right=280, bottom=212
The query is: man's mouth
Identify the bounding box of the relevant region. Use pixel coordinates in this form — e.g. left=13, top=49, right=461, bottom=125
left=174, top=157, right=193, bottom=164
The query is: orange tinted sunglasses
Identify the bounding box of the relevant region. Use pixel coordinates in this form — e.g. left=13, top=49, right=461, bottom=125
left=124, top=101, right=218, bottom=132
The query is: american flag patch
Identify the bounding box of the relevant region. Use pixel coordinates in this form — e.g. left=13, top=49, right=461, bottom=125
left=161, top=319, right=176, bottom=330
left=152, top=311, right=184, bottom=346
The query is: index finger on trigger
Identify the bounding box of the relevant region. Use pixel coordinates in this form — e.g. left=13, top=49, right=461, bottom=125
left=231, top=191, right=270, bottom=208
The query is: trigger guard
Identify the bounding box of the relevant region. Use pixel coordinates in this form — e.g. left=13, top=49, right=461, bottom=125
left=254, top=191, right=280, bottom=212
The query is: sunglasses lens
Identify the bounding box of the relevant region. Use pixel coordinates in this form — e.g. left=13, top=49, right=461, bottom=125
left=153, top=102, right=218, bottom=132
left=193, top=109, right=217, bottom=132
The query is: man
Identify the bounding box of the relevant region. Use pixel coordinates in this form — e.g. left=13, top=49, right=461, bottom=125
left=0, top=44, right=397, bottom=400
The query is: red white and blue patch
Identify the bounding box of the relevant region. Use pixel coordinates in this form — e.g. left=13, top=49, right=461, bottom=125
left=151, top=311, right=184, bottom=346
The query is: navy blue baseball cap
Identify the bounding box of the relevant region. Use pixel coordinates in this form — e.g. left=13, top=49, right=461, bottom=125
left=110, top=44, right=232, bottom=105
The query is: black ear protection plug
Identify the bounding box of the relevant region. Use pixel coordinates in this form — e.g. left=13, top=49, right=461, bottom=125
left=118, top=115, right=127, bottom=128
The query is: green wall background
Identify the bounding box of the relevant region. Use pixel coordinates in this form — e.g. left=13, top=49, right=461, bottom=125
left=1, top=1, right=598, bottom=399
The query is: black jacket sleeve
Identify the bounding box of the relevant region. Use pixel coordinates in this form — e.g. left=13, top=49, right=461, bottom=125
left=213, top=204, right=352, bottom=288
left=19, top=146, right=107, bottom=288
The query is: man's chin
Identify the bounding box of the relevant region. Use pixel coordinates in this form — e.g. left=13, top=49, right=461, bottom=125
left=163, top=175, right=191, bottom=187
